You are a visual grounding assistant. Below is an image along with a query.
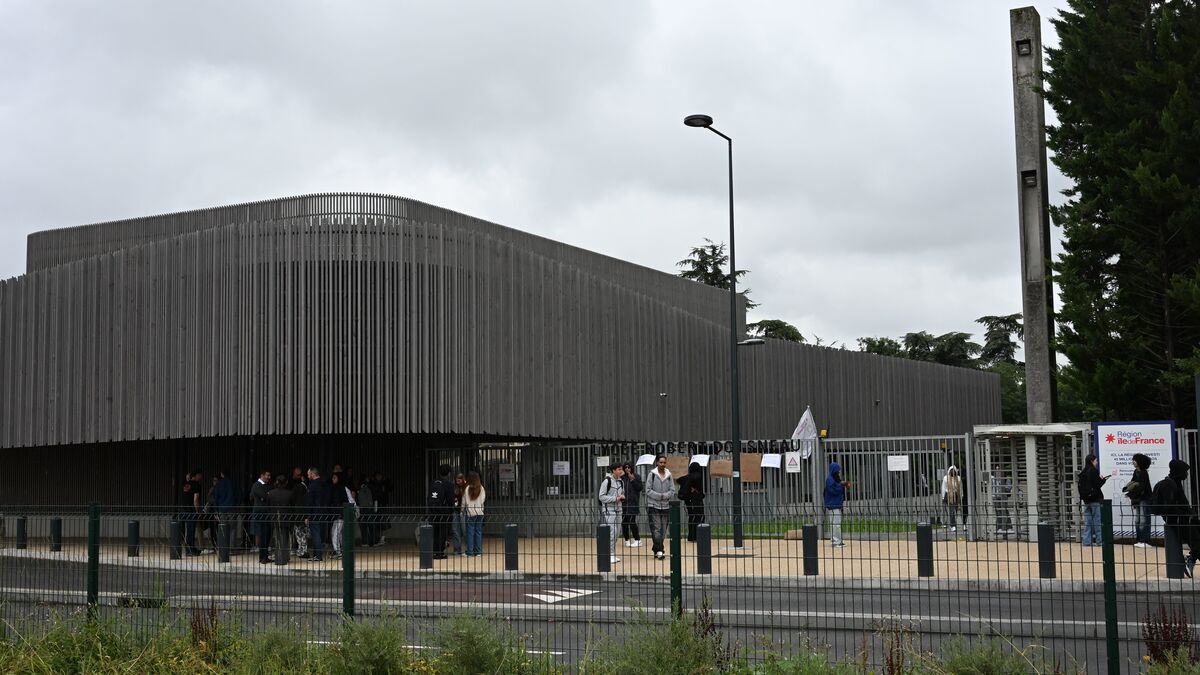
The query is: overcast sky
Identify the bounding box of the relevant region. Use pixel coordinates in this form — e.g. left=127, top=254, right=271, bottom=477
left=0, top=1, right=1072, bottom=348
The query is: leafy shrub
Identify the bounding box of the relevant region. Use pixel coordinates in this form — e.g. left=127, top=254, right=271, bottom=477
left=1146, top=648, right=1200, bottom=675
left=426, top=611, right=553, bottom=675
left=324, top=614, right=424, bottom=675
left=585, top=602, right=743, bottom=675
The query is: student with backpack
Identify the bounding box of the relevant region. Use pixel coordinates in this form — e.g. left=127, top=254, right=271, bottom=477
left=1149, top=459, right=1198, bottom=578
left=1078, top=454, right=1117, bottom=546
left=598, top=464, right=625, bottom=564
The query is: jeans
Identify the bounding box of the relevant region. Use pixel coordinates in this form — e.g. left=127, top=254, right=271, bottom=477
left=183, top=513, right=199, bottom=553
left=945, top=503, right=959, bottom=528
left=648, top=508, right=669, bottom=554
left=308, top=520, right=326, bottom=559
left=332, top=519, right=345, bottom=554
left=256, top=521, right=273, bottom=562
left=827, top=508, right=843, bottom=545
left=1135, top=502, right=1152, bottom=544
left=466, top=514, right=483, bottom=555
left=1082, top=502, right=1102, bottom=545
left=452, top=511, right=467, bottom=553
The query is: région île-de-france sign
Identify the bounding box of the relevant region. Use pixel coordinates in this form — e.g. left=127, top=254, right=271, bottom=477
left=1094, top=421, right=1175, bottom=503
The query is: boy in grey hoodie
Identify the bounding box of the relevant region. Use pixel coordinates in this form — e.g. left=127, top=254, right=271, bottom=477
left=598, top=464, right=625, bottom=564
left=643, top=455, right=674, bottom=560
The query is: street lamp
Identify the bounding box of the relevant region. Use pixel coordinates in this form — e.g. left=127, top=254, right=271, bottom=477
left=684, top=113, right=748, bottom=548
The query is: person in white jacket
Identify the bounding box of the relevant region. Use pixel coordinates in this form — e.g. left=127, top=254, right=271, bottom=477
left=598, top=464, right=625, bottom=564
left=941, top=466, right=964, bottom=532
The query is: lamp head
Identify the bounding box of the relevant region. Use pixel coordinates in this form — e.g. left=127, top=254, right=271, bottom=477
left=684, top=114, right=714, bottom=128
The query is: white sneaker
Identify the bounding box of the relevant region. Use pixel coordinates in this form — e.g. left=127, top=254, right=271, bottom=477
left=623, top=541, right=631, bottom=547
left=1134, top=542, right=1150, bottom=548
left=950, top=527, right=957, bottom=532
left=632, top=540, right=642, bottom=547
left=610, top=556, right=621, bottom=564
left=655, top=551, right=665, bottom=560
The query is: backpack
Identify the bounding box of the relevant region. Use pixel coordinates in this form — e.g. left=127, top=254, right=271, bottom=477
left=1148, top=478, right=1171, bottom=517
left=1076, top=469, right=1093, bottom=502
left=598, top=476, right=615, bottom=507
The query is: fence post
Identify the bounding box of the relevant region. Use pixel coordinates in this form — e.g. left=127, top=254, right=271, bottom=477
left=696, top=523, right=712, bottom=575
left=87, top=503, right=99, bottom=620
left=1100, top=500, right=1119, bottom=675
left=1037, top=522, right=1056, bottom=579
left=15, top=516, right=27, bottom=549
left=670, top=499, right=682, bottom=616
left=50, top=517, right=63, bottom=552
left=803, top=524, right=818, bottom=576
left=597, top=525, right=611, bottom=572
left=916, top=523, right=934, bottom=577
left=504, top=524, right=518, bottom=571
left=418, top=522, right=434, bottom=570
left=169, top=520, right=182, bottom=559
left=342, top=503, right=355, bottom=618
left=127, top=520, right=140, bottom=558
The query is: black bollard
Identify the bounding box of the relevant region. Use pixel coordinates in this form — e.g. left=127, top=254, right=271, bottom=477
left=1037, top=523, right=1056, bottom=579
left=803, top=524, right=819, bottom=576
left=504, top=524, right=518, bottom=571
left=169, top=520, right=182, bottom=559
left=418, top=523, right=434, bottom=570
left=217, top=522, right=230, bottom=563
left=696, top=523, right=712, bottom=575
left=1165, top=526, right=1186, bottom=579
left=15, top=516, right=27, bottom=550
left=50, top=518, right=62, bottom=552
left=275, top=521, right=289, bottom=565
left=597, top=525, right=611, bottom=572
left=127, top=520, right=140, bottom=557
left=917, top=523, right=934, bottom=577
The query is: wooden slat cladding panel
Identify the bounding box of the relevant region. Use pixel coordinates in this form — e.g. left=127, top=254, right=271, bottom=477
left=0, top=195, right=1001, bottom=453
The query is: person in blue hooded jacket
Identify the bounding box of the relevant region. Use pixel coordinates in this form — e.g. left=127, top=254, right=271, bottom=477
left=824, top=461, right=850, bottom=547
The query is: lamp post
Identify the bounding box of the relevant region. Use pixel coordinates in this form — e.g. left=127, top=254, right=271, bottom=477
left=685, top=113, right=748, bottom=548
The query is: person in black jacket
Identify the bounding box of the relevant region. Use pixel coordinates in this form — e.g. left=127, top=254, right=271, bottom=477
left=304, top=467, right=332, bottom=562
left=1127, top=453, right=1154, bottom=548
left=1078, top=454, right=1115, bottom=546
left=621, top=462, right=643, bottom=548
left=249, top=470, right=273, bottom=564
left=678, top=462, right=706, bottom=542
left=427, top=465, right=455, bottom=560
left=1150, top=459, right=1198, bottom=577
left=266, top=475, right=294, bottom=565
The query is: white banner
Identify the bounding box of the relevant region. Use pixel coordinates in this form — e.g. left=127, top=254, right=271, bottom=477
left=1095, top=421, right=1176, bottom=537
left=791, top=406, right=818, bottom=459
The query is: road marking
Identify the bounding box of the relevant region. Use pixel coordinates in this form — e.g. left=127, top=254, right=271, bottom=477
left=525, top=588, right=600, bottom=604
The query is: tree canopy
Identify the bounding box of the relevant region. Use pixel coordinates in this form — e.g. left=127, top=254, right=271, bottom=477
left=1045, top=0, right=1200, bottom=425
left=747, top=319, right=804, bottom=343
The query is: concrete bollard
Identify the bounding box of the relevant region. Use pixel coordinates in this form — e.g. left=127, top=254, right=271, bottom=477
left=504, top=524, right=518, bottom=571
left=169, top=520, right=182, bottom=559
left=127, top=520, right=140, bottom=557
left=1165, top=526, right=1186, bottom=579
left=803, top=524, right=819, bottom=576
left=696, top=523, right=712, bottom=574
left=15, top=516, right=27, bottom=550
left=418, top=523, right=434, bottom=570
left=217, top=522, right=230, bottom=563
left=917, top=523, right=934, bottom=577
left=1037, top=523, right=1056, bottom=579
left=597, top=525, right=611, bottom=572
left=50, top=518, right=63, bottom=552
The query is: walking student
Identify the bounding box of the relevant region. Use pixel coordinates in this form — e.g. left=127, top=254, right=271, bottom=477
left=462, top=471, right=486, bottom=557
left=621, top=462, right=643, bottom=547
left=1078, top=454, right=1116, bottom=546
left=598, top=464, right=625, bottom=564
left=678, top=462, right=706, bottom=542
left=824, top=461, right=849, bottom=547
left=1126, top=453, right=1153, bottom=548
left=1150, top=459, right=1198, bottom=577
left=941, top=466, right=964, bottom=533
left=644, top=455, right=674, bottom=561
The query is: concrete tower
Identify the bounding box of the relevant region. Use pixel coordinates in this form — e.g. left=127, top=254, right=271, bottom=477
left=1010, top=6, right=1057, bottom=423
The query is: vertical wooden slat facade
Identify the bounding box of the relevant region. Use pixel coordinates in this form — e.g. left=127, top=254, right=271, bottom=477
left=2, top=193, right=999, bottom=459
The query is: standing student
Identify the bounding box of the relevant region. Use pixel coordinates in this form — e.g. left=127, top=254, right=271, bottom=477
left=462, top=471, right=486, bottom=557
left=824, top=461, right=849, bottom=547
left=181, top=470, right=204, bottom=556
left=941, top=466, right=964, bottom=533
left=304, top=467, right=331, bottom=562
left=1126, top=453, right=1153, bottom=548
left=451, top=473, right=467, bottom=556
left=1078, top=454, right=1116, bottom=546
left=643, top=455, right=674, bottom=561
left=598, top=464, right=625, bottom=564
left=621, top=462, right=643, bottom=547
left=266, top=475, right=293, bottom=564
left=427, top=465, right=454, bottom=560
left=1150, top=460, right=1198, bottom=578
left=678, top=463, right=706, bottom=542
left=249, top=470, right=273, bottom=564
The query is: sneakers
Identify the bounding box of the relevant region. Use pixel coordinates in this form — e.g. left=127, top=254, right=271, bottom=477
left=833, top=542, right=846, bottom=548
left=631, top=540, right=642, bottom=547
left=623, top=541, right=631, bottom=547
left=949, top=527, right=957, bottom=532
left=609, top=555, right=621, bottom=564
left=655, top=551, right=665, bottom=560
left=1134, top=542, right=1150, bottom=548
left=1185, top=556, right=1196, bottom=579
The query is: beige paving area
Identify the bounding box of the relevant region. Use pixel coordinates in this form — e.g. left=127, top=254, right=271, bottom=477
left=0, top=536, right=1179, bottom=582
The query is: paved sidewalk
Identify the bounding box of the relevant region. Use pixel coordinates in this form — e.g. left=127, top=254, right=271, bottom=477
left=0, top=536, right=1179, bottom=582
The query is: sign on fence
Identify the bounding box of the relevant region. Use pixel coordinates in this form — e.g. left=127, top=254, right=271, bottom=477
left=784, top=451, right=802, bottom=473
left=887, top=455, right=910, bottom=472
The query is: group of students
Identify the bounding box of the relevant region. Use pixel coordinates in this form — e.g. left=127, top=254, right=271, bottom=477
left=424, top=465, right=486, bottom=559
left=179, top=466, right=393, bottom=565
left=1079, top=453, right=1199, bottom=576
left=597, top=456, right=706, bottom=564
